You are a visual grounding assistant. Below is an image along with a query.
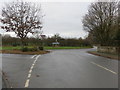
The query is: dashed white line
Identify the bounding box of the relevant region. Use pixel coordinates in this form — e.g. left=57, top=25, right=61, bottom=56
left=24, top=55, right=41, bottom=88
left=24, top=79, right=30, bottom=88
left=27, top=74, right=31, bottom=78
left=33, top=60, right=37, bottom=63
left=31, top=55, right=37, bottom=59
left=91, top=62, right=117, bottom=75
left=29, top=69, right=32, bottom=73
left=32, top=63, right=35, bottom=66
left=30, top=66, right=34, bottom=70
left=35, top=55, right=41, bottom=60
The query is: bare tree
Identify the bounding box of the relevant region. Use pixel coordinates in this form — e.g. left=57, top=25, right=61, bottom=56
left=115, top=1, right=120, bottom=41
left=0, top=1, right=43, bottom=47
left=82, top=1, right=118, bottom=46
left=33, top=30, right=43, bottom=39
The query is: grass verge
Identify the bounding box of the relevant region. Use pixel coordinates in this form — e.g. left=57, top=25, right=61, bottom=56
left=44, top=46, right=92, bottom=50
left=0, top=46, right=92, bottom=50
left=88, top=51, right=119, bottom=60
left=0, top=46, right=92, bottom=55
left=1, top=46, right=33, bottom=50
left=0, top=46, right=50, bottom=55
left=1, top=50, right=50, bottom=55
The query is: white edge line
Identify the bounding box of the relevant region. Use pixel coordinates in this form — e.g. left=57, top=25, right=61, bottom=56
left=91, top=62, right=117, bottom=75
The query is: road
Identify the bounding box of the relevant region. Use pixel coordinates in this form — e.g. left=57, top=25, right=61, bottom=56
left=0, top=54, right=2, bottom=89
left=2, top=49, right=118, bottom=88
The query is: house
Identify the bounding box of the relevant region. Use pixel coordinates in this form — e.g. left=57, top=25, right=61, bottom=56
left=52, top=42, right=60, bottom=47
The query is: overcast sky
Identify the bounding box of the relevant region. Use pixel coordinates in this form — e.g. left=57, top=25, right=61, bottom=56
left=0, top=0, right=94, bottom=38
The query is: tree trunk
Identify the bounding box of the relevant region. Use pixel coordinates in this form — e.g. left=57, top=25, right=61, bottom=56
left=21, top=38, right=25, bottom=49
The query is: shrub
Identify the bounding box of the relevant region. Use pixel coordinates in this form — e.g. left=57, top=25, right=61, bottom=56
left=38, top=46, right=44, bottom=50
left=24, top=43, right=28, bottom=46
left=21, top=47, right=28, bottom=52
left=12, top=43, right=20, bottom=47
left=21, top=47, right=43, bottom=52
left=29, top=48, right=38, bottom=51
left=21, top=47, right=39, bottom=52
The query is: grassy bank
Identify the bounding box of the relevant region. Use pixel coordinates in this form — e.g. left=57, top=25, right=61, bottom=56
left=1, top=50, right=50, bottom=55
left=0, top=46, right=92, bottom=50
left=0, top=46, right=92, bottom=55
left=44, top=46, right=92, bottom=50
left=0, top=46, right=48, bottom=55
left=0, top=46, right=32, bottom=50
left=88, top=51, right=119, bottom=60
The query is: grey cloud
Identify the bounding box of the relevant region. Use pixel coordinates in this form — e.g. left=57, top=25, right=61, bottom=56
left=42, top=2, right=91, bottom=38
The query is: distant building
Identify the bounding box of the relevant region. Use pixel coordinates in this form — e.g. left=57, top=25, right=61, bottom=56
left=52, top=39, right=60, bottom=47
left=40, top=35, right=46, bottom=39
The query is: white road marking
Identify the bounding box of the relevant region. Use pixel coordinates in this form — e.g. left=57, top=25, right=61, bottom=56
left=35, top=55, right=41, bottom=60
left=31, top=55, right=37, bottom=59
left=33, top=63, right=35, bottom=65
left=29, top=69, right=32, bottom=73
left=33, top=61, right=36, bottom=64
left=24, top=55, right=41, bottom=88
left=24, top=79, right=30, bottom=88
left=32, top=64, right=35, bottom=66
left=91, top=62, right=117, bottom=75
left=30, top=66, right=34, bottom=70
left=28, top=74, right=31, bottom=78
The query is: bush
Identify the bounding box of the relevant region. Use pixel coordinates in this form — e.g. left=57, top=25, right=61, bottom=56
left=12, top=43, right=20, bottom=47
left=21, top=46, right=44, bottom=52
left=21, top=47, right=39, bottom=52
left=21, top=47, right=28, bottom=52
left=38, top=46, right=44, bottom=50
left=29, top=48, right=38, bottom=51
left=24, top=43, right=28, bottom=46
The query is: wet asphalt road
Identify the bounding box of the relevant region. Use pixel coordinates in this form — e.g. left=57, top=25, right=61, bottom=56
left=0, top=54, right=2, bottom=89
left=2, top=49, right=118, bottom=88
